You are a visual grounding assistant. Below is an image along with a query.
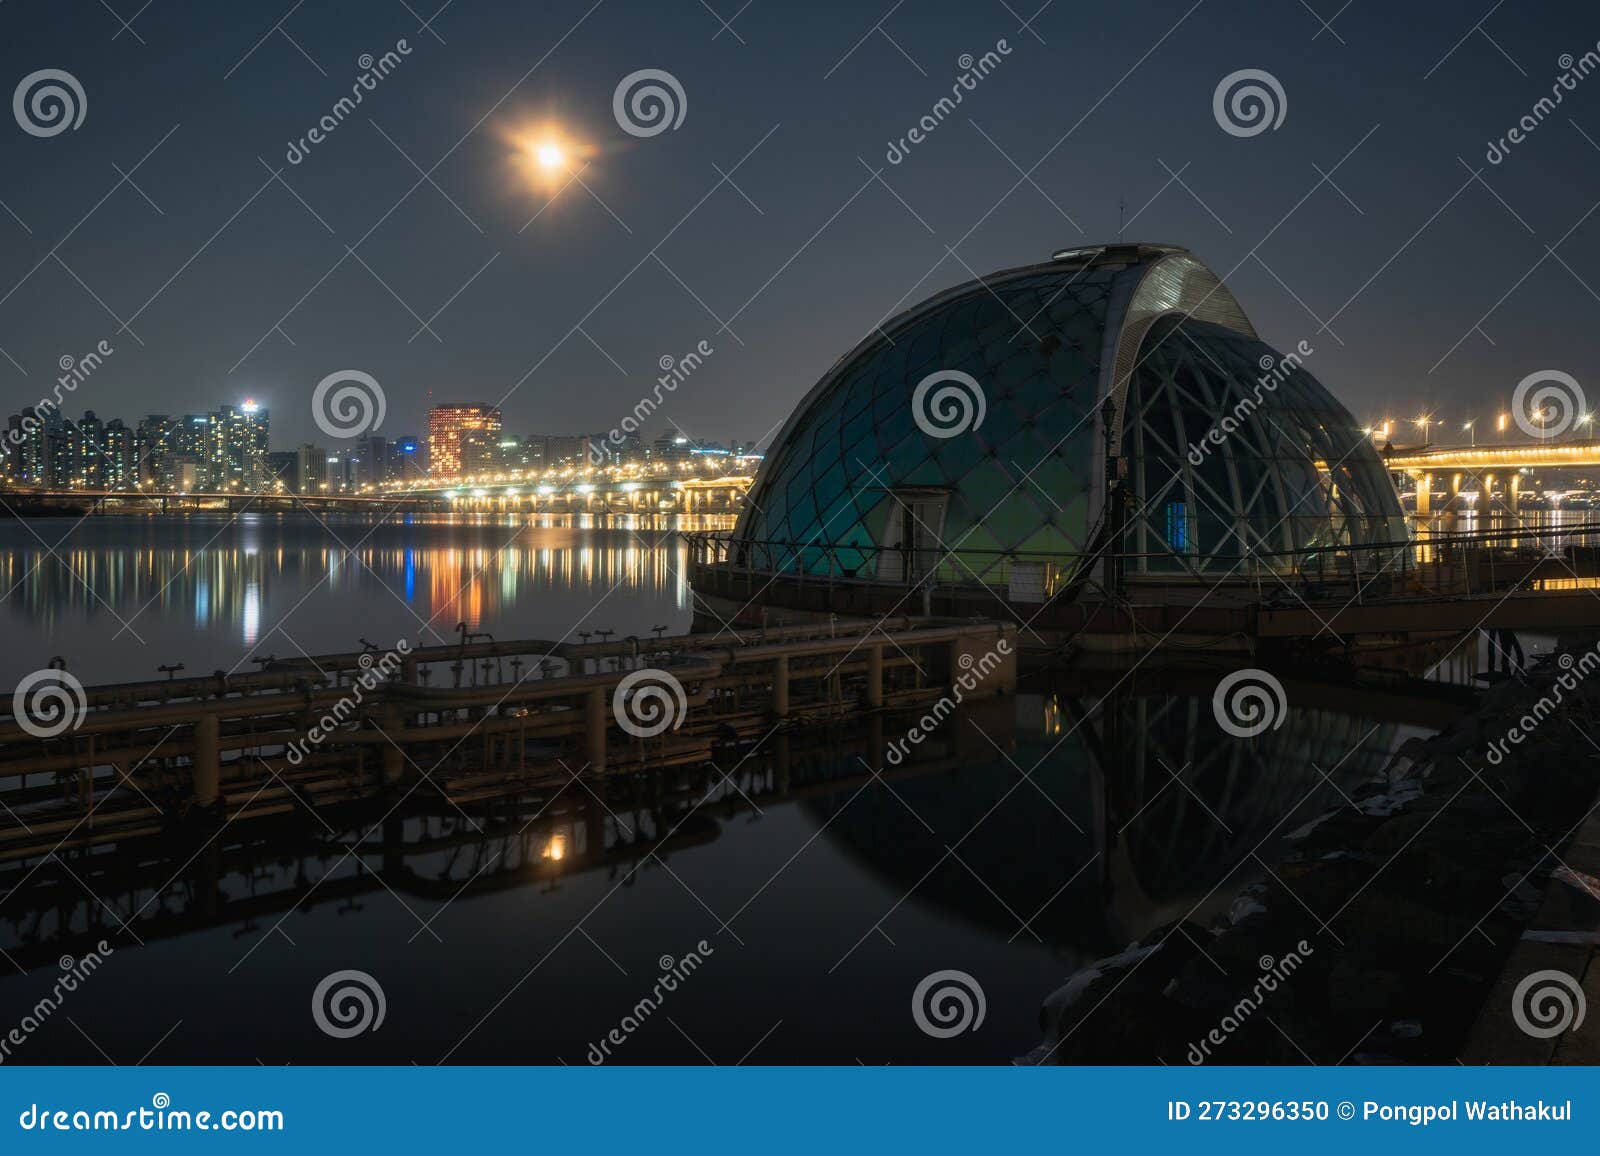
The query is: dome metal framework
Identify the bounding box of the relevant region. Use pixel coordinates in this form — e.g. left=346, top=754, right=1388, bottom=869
left=731, top=244, right=1405, bottom=593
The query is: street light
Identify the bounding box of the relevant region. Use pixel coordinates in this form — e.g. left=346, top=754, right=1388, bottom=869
left=1462, top=420, right=1475, bottom=447
left=1415, top=415, right=1433, bottom=447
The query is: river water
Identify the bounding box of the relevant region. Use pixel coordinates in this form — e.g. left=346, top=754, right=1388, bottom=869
left=0, top=514, right=1439, bottom=1064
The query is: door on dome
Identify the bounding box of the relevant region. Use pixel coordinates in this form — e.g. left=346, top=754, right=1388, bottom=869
left=874, top=487, right=949, bottom=585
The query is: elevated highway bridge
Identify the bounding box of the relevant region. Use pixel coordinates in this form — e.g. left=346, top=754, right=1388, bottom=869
left=1382, top=439, right=1600, bottom=514
left=1, top=473, right=753, bottom=516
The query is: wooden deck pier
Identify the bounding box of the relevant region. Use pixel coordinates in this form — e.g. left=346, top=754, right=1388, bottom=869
left=0, top=620, right=1016, bottom=863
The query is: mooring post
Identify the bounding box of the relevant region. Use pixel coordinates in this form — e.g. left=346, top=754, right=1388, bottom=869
left=193, top=712, right=220, bottom=806
left=866, top=644, right=883, bottom=708
left=585, top=686, right=607, bottom=775
left=771, top=656, right=790, bottom=718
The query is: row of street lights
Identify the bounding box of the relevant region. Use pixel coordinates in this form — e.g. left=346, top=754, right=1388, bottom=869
left=1365, top=411, right=1595, bottom=448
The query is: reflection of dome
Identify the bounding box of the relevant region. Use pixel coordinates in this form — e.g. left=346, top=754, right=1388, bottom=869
left=734, top=244, right=1404, bottom=581
left=809, top=688, right=1398, bottom=951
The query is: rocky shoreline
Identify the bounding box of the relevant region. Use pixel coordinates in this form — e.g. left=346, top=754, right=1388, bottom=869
left=1027, top=638, right=1600, bottom=1065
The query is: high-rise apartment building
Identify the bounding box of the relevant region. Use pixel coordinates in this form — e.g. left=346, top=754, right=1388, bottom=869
left=427, top=404, right=501, bottom=476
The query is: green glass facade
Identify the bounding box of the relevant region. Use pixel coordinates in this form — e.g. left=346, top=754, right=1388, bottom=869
left=1125, top=317, right=1407, bottom=574
left=733, top=246, right=1404, bottom=585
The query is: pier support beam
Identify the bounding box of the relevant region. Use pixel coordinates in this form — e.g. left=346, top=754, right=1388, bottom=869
left=865, top=645, right=883, bottom=709
left=193, top=713, right=220, bottom=806
left=585, top=687, right=607, bottom=775
left=381, top=703, right=405, bottom=783
left=771, top=656, right=789, bottom=719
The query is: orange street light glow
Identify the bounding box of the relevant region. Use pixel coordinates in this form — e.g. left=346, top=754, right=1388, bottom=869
left=535, top=143, right=565, bottom=170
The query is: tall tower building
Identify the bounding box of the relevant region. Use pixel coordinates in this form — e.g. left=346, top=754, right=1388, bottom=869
left=211, top=401, right=269, bottom=490
left=427, top=404, right=501, bottom=476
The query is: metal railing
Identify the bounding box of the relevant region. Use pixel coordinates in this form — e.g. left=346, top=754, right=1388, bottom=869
left=683, top=519, right=1600, bottom=607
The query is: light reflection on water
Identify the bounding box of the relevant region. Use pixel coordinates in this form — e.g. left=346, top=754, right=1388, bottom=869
left=0, top=510, right=1481, bottom=1062
left=0, top=673, right=1429, bottom=1064
left=0, top=512, right=731, bottom=686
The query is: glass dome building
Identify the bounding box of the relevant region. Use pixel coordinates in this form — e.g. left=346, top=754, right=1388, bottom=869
left=718, top=243, right=1404, bottom=607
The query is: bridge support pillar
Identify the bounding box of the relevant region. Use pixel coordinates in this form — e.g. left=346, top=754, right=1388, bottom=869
left=1509, top=473, right=1521, bottom=514
left=193, top=713, right=220, bottom=806
left=1414, top=472, right=1431, bottom=516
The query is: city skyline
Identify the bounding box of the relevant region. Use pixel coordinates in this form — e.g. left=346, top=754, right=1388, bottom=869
left=1, top=391, right=759, bottom=494
left=4, top=2, right=1600, bottom=451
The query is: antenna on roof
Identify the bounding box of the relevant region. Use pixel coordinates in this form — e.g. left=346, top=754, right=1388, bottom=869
left=1117, top=196, right=1125, bottom=242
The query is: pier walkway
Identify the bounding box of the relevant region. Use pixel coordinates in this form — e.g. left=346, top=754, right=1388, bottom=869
left=0, top=619, right=1016, bottom=865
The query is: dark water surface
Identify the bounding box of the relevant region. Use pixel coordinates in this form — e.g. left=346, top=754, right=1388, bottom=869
left=0, top=514, right=1433, bottom=1064
left=0, top=513, right=713, bottom=688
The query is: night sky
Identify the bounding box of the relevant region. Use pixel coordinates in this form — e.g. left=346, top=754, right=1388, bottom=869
left=1, top=0, right=1597, bottom=450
